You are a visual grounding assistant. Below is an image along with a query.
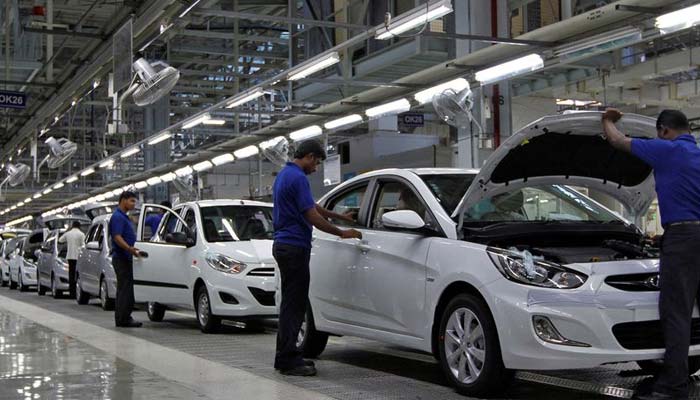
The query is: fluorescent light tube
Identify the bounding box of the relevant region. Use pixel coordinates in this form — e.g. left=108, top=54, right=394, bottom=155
left=554, top=27, right=641, bottom=60
left=193, top=160, right=214, bottom=172
left=147, top=131, right=172, bottom=145
left=99, top=159, right=115, bottom=168
left=95, top=194, right=106, bottom=202
left=66, top=176, right=79, bottom=183
left=80, top=168, right=95, bottom=177
left=375, top=0, right=453, bottom=40
left=288, top=52, right=341, bottom=81
left=182, top=113, right=211, bottom=129
left=32, top=193, right=42, bottom=199
left=656, top=4, right=700, bottom=35
left=53, top=182, right=65, bottom=189
left=134, top=181, right=148, bottom=189
left=259, top=136, right=286, bottom=150
left=414, top=78, right=469, bottom=105
left=146, top=176, right=162, bottom=186
left=10, top=205, right=16, bottom=210
left=24, top=198, right=31, bottom=203
left=121, top=147, right=141, bottom=158
left=233, top=146, right=259, bottom=159
left=289, top=125, right=323, bottom=142
left=324, top=114, right=363, bottom=130
left=111, top=188, right=124, bottom=196
left=159, top=172, right=177, bottom=182
left=43, top=188, right=53, bottom=195
left=175, top=165, right=193, bottom=177
left=211, top=153, right=235, bottom=166
left=475, top=53, right=544, bottom=84
left=17, top=202, right=24, bottom=207
left=202, top=119, right=226, bottom=125
left=226, top=88, right=265, bottom=109
left=179, top=0, right=202, bottom=17
left=365, top=98, right=411, bottom=118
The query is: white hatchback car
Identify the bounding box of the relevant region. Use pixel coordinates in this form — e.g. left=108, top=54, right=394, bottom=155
left=0, top=230, right=30, bottom=285
left=133, top=200, right=278, bottom=332
left=8, top=232, right=42, bottom=291
left=298, top=112, right=695, bottom=396
left=75, top=215, right=117, bottom=310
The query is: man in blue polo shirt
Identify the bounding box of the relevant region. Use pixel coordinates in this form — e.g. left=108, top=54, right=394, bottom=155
left=603, top=109, right=700, bottom=400
left=272, top=140, right=361, bottom=376
left=108, top=191, right=143, bottom=328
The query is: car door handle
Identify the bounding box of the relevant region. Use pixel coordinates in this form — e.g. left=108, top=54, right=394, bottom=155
left=355, top=240, right=371, bottom=253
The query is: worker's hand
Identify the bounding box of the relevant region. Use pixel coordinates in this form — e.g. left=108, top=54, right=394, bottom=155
left=340, top=229, right=362, bottom=240
left=341, top=211, right=358, bottom=223
left=602, top=108, right=622, bottom=123
left=129, top=246, right=141, bottom=258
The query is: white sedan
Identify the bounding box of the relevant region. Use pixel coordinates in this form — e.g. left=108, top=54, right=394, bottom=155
left=133, top=200, right=278, bottom=332
left=298, top=112, right=699, bottom=396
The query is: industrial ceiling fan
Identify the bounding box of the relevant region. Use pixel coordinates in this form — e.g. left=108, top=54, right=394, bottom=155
left=261, top=137, right=290, bottom=167
left=35, top=137, right=78, bottom=181
left=432, top=82, right=483, bottom=132
left=0, top=163, right=31, bottom=200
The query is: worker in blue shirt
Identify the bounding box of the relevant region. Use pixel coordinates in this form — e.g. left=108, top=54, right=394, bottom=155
left=272, top=140, right=361, bottom=377
left=145, top=201, right=172, bottom=237
left=603, top=109, right=700, bottom=400
left=108, top=191, right=143, bottom=328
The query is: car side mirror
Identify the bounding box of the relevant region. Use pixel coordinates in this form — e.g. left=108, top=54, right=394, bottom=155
left=381, top=210, right=426, bottom=230
left=165, top=232, right=195, bottom=247
left=86, top=241, right=100, bottom=251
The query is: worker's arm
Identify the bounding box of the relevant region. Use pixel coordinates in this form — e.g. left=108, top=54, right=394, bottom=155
left=58, top=233, right=67, bottom=243
left=315, top=204, right=356, bottom=223
left=602, top=109, right=632, bottom=153
left=305, top=208, right=362, bottom=239
left=113, top=234, right=140, bottom=257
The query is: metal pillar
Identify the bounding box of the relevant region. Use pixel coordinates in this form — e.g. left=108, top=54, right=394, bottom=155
left=46, top=0, right=54, bottom=82
left=144, top=96, right=170, bottom=202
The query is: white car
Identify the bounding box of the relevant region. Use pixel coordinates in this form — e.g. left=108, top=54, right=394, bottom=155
left=298, top=112, right=693, bottom=396
left=75, top=215, right=117, bottom=310
left=0, top=230, right=30, bottom=286
left=36, top=216, right=90, bottom=298
left=133, top=200, right=278, bottom=332
left=8, top=232, right=42, bottom=291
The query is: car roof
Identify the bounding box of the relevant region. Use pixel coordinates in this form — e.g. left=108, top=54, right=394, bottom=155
left=177, top=199, right=273, bottom=208
left=338, top=168, right=479, bottom=187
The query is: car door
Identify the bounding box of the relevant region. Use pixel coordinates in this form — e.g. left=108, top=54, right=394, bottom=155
left=38, top=236, right=54, bottom=286
left=85, top=224, right=103, bottom=293
left=133, top=204, right=192, bottom=306
left=352, top=178, right=438, bottom=340
left=310, top=180, right=372, bottom=328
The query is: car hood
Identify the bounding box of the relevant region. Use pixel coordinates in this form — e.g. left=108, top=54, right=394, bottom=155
left=207, top=239, right=275, bottom=264
left=452, top=112, right=657, bottom=221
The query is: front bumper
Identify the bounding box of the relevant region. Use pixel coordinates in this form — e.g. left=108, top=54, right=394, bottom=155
left=485, top=264, right=700, bottom=371
left=207, top=265, right=277, bottom=318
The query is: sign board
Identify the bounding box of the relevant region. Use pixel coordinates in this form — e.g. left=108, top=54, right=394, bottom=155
left=113, top=18, right=133, bottom=93
left=0, top=91, right=27, bottom=109
left=323, top=155, right=341, bottom=186
left=400, top=113, right=424, bottom=127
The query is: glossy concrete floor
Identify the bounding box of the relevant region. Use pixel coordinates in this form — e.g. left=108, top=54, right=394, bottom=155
left=0, top=287, right=695, bottom=400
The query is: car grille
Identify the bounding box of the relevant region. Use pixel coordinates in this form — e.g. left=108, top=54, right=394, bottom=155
left=247, top=267, right=275, bottom=277
left=605, top=273, right=659, bottom=291
left=248, top=287, right=275, bottom=306
left=612, top=319, right=700, bottom=349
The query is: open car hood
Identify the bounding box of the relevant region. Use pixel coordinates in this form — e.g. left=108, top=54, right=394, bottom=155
left=452, top=112, right=657, bottom=221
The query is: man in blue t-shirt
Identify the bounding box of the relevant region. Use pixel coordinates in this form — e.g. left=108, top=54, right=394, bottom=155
left=603, top=109, right=700, bottom=400
left=272, top=140, right=361, bottom=377
left=108, top=191, right=142, bottom=328
left=145, top=201, right=172, bottom=236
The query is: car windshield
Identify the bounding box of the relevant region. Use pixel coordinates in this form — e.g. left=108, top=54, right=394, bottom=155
left=200, top=205, right=274, bottom=242
left=45, top=219, right=89, bottom=231
left=462, top=184, right=622, bottom=224
left=420, top=174, right=475, bottom=215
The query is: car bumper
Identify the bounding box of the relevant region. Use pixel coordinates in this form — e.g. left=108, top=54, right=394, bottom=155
left=208, top=272, right=277, bottom=318
left=484, top=277, right=700, bottom=371
left=53, top=268, right=70, bottom=290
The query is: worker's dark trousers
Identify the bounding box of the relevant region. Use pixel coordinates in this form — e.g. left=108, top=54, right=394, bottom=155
left=113, top=257, right=135, bottom=326
left=655, top=224, right=700, bottom=398
left=67, top=259, right=77, bottom=298
left=272, top=243, right=311, bottom=370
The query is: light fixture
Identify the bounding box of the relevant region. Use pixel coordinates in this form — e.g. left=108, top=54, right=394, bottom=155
left=42, top=188, right=53, bottom=195
left=32, top=193, right=42, bottom=199
left=134, top=181, right=148, bottom=189
left=53, top=182, right=65, bottom=189
left=656, top=4, right=700, bottom=35
left=66, top=176, right=79, bottom=183
left=554, top=27, right=642, bottom=60
left=159, top=172, right=177, bottom=182
left=414, top=78, right=469, bottom=105
left=375, top=0, right=453, bottom=40
left=95, top=194, right=107, bottom=202
left=71, top=100, right=76, bottom=107
left=111, top=188, right=124, bottom=197
left=182, top=113, right=212, bottom=129
left=324, top=114, right=363, bottom=130
left=202, top=119, right=226, bottom=125
left=175, top=165, right=193, bottom=177
left=17, top=202, right=24, bottom=207
left=80, top=168, right=95, bottom=177
left=226, top=88, right=265, bottom=109
left=24, top=197, right=31, bottom=203
left=474, top=53, right=544, bottom=84
left=120, top=147, right=141, bottom=158
left=179, top=0, right=202, bottom=18
left=146, top=176, right=162, bottom=186
left=211, top=153, right=235, bottom=166
left=288, top=52, right=341, bottom=81
left=99, top=159, right=115, bottom=168
left=259, top=136, right=286, bottom=149
left=10, top=205, right=16, bottom=210
left=233, top=145, right=259, bottom=159
left=365, top=98, right=411, bottom=118
left=289, top=125, right=323, bottom=142
left=193, top=160, right=214, bottom=172
left=147, top=131, right=172, bottom=145
left=93, top=79, right=100, bottom=89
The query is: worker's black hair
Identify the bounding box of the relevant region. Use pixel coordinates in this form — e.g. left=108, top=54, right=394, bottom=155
left=160, top=201, right=172, bottom=209
left=119, top=191, right=137, bottom=202
left=657, top=109, right=690, bottom=131
left=72, top=221, right=81, bottom=228
left=293, top=140, right=327, bottom=160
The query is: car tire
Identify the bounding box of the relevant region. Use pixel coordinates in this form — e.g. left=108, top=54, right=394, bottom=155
left=637, top=357, right=700, bottom=376
left=147, top=302, right=166, bottom=322
left=437, top=294, right=512, bottom=397
left=76, top=274, right=90, bottom=305
left=195, top=286, right=221, bottom=333
left=296, top=304, right=329, bottom=358
left=99, top=278, right=115, bottom=311
left=51, top=275, right=62, bottom=299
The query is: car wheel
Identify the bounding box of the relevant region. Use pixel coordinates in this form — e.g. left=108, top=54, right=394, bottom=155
left=147, top=302, right=166, bottom=322
left=76, top=274, right=90, bottom=305
left=296, top=304, right=329, bottom=358
left=195, top=286, right=221, bottom=333
left=99, top=279, right=115, bottom=311
left=437, top=294, right=512, bottom=397
left=51, top=275, right=62, bottom=299
left=637, top=356, right=700, bottom=376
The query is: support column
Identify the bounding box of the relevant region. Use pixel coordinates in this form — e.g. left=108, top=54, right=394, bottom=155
left=143, top=96, right=170, bottom=202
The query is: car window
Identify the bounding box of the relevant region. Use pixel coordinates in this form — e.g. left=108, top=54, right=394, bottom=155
left=154, top=211, right=178, bottom=243
left=94, top=225, right=104, bottom=249
left=420, top=174, right=475, bottom=215
left=200, top=206, right=274, bottom=242
left=170, top=208, right=197, bottom=242
left=41, top=237, right=53, bottom=252
left=86, top=225, right=98, bottom=243
left=326, top=184, right=367, bottom=227
left=370, top=181, right=437, bottom=231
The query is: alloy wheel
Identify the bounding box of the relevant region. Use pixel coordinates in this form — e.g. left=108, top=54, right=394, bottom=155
left=444, top=307, right=485, bottom=384
left=76, top=277, right=83, bottom=299
left=198, top=293, right=210, bottom=327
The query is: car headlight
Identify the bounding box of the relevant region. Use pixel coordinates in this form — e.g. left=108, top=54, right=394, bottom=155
left=205, top=253, right=246, bottom=274
left=487, top=247, right=587, bottom=289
